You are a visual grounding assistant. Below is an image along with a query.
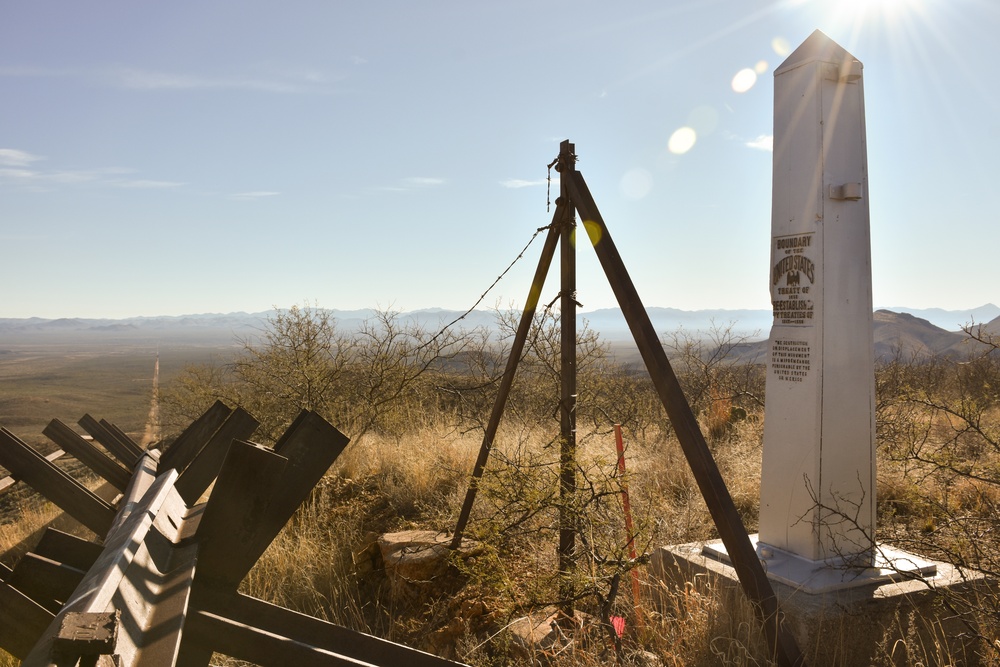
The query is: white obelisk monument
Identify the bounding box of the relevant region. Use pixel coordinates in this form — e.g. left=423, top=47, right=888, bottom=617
left=758, top=30, right=876, bottom=567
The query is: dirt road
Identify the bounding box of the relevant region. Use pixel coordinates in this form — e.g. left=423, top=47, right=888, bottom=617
left=141, top=353, right=160, bottom=447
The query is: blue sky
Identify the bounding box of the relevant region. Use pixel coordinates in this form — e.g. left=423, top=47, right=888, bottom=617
left=1, top=0, right=996, bottom=319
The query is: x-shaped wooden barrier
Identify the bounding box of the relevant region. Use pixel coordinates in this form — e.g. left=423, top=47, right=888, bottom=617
left=0, top=401, right=467, bottom=667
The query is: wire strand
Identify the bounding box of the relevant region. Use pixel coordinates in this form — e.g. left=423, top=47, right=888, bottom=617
left=418, top=224, right=552, bottom=351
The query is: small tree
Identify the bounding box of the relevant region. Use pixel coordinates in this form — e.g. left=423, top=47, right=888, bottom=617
left=161, top=304, right=472, bottom=443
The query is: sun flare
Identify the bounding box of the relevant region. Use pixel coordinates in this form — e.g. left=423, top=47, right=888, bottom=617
left=830, top=0, right=927, bottom=22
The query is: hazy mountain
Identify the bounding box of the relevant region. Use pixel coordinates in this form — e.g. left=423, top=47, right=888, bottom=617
left=874, top=303, right=999, bottom=330
left=723, top=310, right=992, bottom=365
left=0, top=305, right=995, bottom=359
left=871, top=311, right=965, bottom=359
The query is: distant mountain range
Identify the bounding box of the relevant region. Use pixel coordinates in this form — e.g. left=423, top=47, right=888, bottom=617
left=1, top=304, right=997, bottom=360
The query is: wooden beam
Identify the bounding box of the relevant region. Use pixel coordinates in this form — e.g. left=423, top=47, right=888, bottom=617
left=192, top=440, right=288, bottom=593
left=0, top=450, right=65, bottom=494
left=32, top=528, right=103, bottom=572
left=452, top=203, right=563, bottom=547
left=566, top=167, right=804, bottom=667
left=195, top=412, right=349, bottom=593
left=195, top=591, right=467, bottom=667
left=157, top=400, right=233, bottom=474
left=0, top=428, right=115, bottom=537
left=174, top=407, right=260, bottom=504
left=185, top=610, right=376, bottom=667
left=99, top=419, right=145, bottom=460
left=7, top=553, right=86, bottom=614
left=78, top=414, right=139, bottom=469
left=20, top=470, right=181, bottom=666
left=0, top=583, right=53, bottom=660
left=43, top=419, right=132, bottom=491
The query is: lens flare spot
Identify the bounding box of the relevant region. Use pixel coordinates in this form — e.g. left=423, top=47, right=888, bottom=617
left=772, top=37, right=791, bottom=56
left=668, top=127, right=697, bottom=155
left=582, top=220, right=603, bottom=247
left=754, top=60, right=769, bottom=75
left=731, top=68, right=757, bottom=93
left=620, top=168, right=653, bottom=200
left=526, top=281, right=542, bottom=310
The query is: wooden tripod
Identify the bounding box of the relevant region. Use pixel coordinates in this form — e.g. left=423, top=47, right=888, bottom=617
left=451, top=140, right=805, bottom=667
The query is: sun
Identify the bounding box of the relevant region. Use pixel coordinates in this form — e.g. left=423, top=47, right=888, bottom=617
left=832, top=0, right=926, bottom=22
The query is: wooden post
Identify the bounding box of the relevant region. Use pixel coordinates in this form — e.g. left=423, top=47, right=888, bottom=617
left=32, top=528, right=103, bottom=572
left=5, top=554, right=86, bottom=614
left=557, top=139, right=578, bottom=612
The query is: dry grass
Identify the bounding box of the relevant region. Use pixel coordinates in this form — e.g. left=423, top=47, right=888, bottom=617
left=3, top=405, right=994, bottom=666
left=208, top=420, right=787, bottom=666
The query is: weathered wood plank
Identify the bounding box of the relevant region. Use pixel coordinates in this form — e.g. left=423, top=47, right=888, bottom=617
left=0, top=450, right=65, bottom=494
left=174, top=407, right=260, bottom=504
left=7, top=553, right=86, bottom=614
left=191, top=440, right=288, bottom=592
left=43, top=419, right=132, bottom=491
left=78, top=414, right=139, bottom=469
left=106, top=453, right=159, bottom=538
left=185, top=609, right=378, bottom=667
left=197, top=411, right=349, bottom=593
left=157, top=400, right=233, bottom=475
left=0, top=583, right=54, bottom=660
left=33, top=528, right=103, bottom=572
left=99, top=419, right=144, bottom=461
left=20, top=470, right=179, bottom=666
left=0, top=429, right=115, bottom=537
left=196, top=591, right=467, bottom=667
left=113, top=536, right=198, bottom=667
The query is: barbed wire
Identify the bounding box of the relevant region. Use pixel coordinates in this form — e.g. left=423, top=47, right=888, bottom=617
left=418, top=223, right=553, bottom=351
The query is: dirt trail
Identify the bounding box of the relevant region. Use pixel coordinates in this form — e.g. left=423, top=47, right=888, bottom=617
left=141, top=353, right=160, bottom=447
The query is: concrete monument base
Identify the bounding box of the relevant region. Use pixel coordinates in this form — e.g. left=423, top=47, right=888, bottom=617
left=651, top=539, right=990, bottom=666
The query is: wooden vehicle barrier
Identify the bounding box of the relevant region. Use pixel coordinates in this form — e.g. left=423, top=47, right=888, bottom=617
left=0, top=401, right=467, bottom=666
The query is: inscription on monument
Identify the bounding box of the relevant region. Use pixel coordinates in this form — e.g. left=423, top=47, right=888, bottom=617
left=771, top=232, right=816, bottom=325
left=772, top=339, right=811, bottom=382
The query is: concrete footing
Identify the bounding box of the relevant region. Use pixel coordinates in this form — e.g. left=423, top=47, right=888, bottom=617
left=651, top=539, right=991, bottom=666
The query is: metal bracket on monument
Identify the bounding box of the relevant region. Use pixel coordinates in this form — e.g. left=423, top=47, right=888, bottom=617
left=829, top=183, right=863, bottom=200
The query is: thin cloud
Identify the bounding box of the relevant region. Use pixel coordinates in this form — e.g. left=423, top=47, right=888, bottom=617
left=231, top=191, right=281, bottom=200
left=0, top=166, right=122, bottom=185
left=0, top=156, right=185, bottom=191
left=1, top=64, right=339, bottom=94
left=0, top=148, right=45, bottom=166
left=112, top=179, right=185, bottom=189
left=112, top=68, right=329, bottom=94
left=746, top=134, right=773, bottom=151
left=500, top=178, right=550, bottom=189
left=370, top=177, right=447, bottom=194
left=402, top=177, right=446, bottom=187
